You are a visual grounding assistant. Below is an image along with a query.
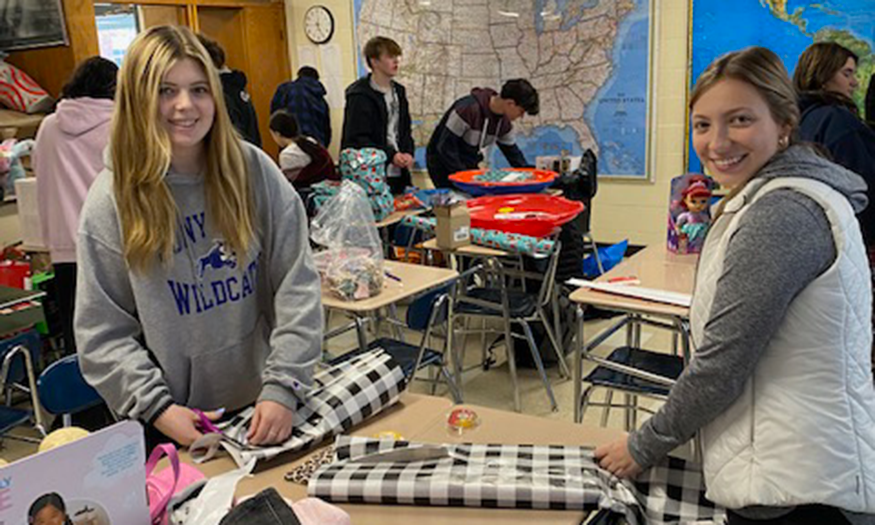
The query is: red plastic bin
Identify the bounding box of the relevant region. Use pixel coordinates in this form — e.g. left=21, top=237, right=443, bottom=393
left=466, top=194, right=584, bottom=238
left=0, top=260, right=30, bottom=289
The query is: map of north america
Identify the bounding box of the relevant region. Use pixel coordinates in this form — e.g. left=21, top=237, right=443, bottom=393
left=354, top=0, right=652, bottom=177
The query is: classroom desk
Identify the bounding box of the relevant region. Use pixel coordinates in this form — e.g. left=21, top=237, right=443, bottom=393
left=420, top=238, right=510, bottom=259
left=376, top=208, right=425, bottom=229
left=321, top=260, right=458, bottom=351
left=568, top=245, right=698, bottom=423
left=188, top=394, right=624, bottom=524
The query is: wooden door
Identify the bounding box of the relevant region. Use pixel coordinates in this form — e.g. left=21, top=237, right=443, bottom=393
left=241, top=4, right=289, bottom=160
left=139, top=5, right=187, bottom=29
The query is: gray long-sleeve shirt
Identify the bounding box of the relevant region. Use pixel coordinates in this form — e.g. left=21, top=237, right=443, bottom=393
left=75, top=142, right=323, bottom=424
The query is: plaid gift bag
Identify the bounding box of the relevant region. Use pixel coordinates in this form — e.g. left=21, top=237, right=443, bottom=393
left=309, top=436, right=725, bottom=525
left=191, top=349, right=407, bottom=467
left=339, top=148, right=394, bottom=221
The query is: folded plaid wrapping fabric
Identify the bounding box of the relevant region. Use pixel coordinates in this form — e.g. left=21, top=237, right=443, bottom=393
left=401, top=216, right=555, bottom=256
left=191, top=350, right=407, bottom=467
left=309, top=436, right=726, bottom=525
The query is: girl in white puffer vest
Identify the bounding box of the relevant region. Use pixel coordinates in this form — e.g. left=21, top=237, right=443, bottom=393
left=595, top=47, right=875, bottom=525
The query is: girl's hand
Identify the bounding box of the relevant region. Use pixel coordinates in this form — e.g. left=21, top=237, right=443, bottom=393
left=247, top=400, right=294, bottom=446
left=594, top=434, right=643, bottom=479
left=154, top=404, right=222, bottom=446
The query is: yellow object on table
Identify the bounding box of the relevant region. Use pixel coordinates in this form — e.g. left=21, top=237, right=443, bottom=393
left=38, top=427, right=90, bottom=453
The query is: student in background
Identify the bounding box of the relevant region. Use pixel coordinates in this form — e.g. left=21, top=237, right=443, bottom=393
left=269, top=109, right=337, bottom=189
left=426, top=79, right=539, bottom=189
left=33, top=56, right=117, bottom=356
left=197, top=34, right=261, bottom=147
left=341, top=36, right=414, bottom=195
left=595, top=47, right=875, bottom=524
left=794, top=42, right=875, bottom=250
left=271, top=66, right=332, bottom=148
left=76, top=26, right=322, bottom=448
left=866, top=73, right=875, bottom=130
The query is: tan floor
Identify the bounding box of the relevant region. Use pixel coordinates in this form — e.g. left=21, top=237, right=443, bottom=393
left=1, top=301, right=682, bottom=465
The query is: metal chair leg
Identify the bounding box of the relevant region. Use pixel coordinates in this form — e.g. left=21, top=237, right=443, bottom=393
left=537, top=308, right=570, bottom=379
left=521, top=320, right=558, bottom=412
left=601, top=390, right=614, bottom=427
left=440, top=366, right=463, bottom=404
left=504, top=316, right=521, bottom=412
left=579, top=385, right=595, bottom=421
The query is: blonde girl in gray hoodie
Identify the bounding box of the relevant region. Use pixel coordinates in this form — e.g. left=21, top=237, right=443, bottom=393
left=75, top=25, right=322, bottom=449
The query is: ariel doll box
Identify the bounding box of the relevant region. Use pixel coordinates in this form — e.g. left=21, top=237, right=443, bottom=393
left=668, top=174, right=715, bottom=254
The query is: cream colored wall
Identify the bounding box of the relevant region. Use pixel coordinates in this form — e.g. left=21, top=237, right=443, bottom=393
left=284, top=0, right=691, bottom=246
left=592, top=0, right=689, bottom=246
left=284, top=0, right=358, bottom=158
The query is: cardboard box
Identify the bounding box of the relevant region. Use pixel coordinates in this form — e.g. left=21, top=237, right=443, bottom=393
left=434, top=202, right=471, bottom=249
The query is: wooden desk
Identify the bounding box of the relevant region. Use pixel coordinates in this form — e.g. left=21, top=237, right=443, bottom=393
left=421, top=238, right=509, bottom=258
left=321, top=260, right=458, bottom=351
left=568, top=245, right=697, bottom=318
left=190, top=394, right=624, bottom=524
left=568, top=246, right=698, bottom=422
left=321, top=260, right=458, bottom=314
left=189, top=394, right=453, bottom=500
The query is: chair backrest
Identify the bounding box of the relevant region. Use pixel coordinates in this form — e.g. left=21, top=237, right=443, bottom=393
left=406, top=284, right=452, bottom=332
left=37, top=355, right=102, bottom=417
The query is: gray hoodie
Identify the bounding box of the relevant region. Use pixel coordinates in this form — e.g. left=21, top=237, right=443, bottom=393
left=628, top=145, right=872, bottom=522
left=75, top=142, right=322, bottom=424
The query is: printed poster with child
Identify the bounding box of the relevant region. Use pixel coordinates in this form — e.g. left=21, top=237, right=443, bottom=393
left=0, top=421, right=148, bottom=525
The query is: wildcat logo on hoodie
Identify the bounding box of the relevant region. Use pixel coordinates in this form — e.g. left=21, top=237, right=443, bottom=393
left=197, top=240, right=237, bottom=278
left=167, top=212, right=260, bottom=317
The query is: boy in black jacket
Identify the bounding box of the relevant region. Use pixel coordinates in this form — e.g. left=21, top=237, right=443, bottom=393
left=197, top=34, right=262, bottom=147
left=341, top=36, right=414, bottom=195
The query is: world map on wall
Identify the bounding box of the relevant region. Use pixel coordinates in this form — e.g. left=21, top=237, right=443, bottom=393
left=689, top=0, right=875, bottom=173
left=353, top=0, right=655, bottom=178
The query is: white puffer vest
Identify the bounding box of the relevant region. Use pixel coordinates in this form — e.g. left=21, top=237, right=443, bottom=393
left=691, top=177, right=875, bottom=511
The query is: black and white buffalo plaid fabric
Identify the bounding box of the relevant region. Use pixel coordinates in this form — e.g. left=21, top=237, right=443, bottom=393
left=308, top=436, right=726, bottom=525
left=191, top=349, right=407, bottom=467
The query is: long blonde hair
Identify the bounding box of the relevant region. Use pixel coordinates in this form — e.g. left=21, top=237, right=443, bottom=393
left=111, top=25, right=254, bottom=271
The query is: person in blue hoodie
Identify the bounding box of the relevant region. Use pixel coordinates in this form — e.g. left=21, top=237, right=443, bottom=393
left=75, top=26, right=322, bottom=448
left=271, top=66, right=332, bottom=148
left=794, top=42, right=875, bottom=250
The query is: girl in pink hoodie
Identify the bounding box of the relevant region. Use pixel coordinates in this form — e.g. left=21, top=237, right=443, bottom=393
left=33, top=56, right=117, bottom=355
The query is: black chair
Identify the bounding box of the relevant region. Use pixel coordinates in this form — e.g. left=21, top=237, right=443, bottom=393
left=454, top=245, right=569, bottom=412
left=578, top=316, right=689, bottom=431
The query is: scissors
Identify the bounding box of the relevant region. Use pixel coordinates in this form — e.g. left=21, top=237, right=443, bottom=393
left=191, top=408, right=249, bottom=449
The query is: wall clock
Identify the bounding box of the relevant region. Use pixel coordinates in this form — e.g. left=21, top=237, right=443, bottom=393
left=304, top=5, right=334, bottom=45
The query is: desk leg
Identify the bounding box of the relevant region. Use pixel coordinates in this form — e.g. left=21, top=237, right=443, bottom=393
left=574, top=305, right=585, bottom=423
left=355, top=316, right=369, bottom=353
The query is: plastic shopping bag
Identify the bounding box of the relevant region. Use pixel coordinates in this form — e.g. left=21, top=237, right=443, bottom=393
left=310, top=181, right=385, bottom=301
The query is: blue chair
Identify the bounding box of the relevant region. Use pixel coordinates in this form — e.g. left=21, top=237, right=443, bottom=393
left=329, top=285, right=463, bottom=402
left=0, top=344, right=43, bottom=443
left=37, top=355, right=104, bottom=432
left=0, top=329, right=41, bottom=403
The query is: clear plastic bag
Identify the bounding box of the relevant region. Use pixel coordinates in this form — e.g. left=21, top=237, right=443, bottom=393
left=311, top=181, right=384, bottom=301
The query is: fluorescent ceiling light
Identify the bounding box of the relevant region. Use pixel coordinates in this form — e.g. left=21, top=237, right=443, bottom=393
left=498, top=10, right=520, bottom=17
